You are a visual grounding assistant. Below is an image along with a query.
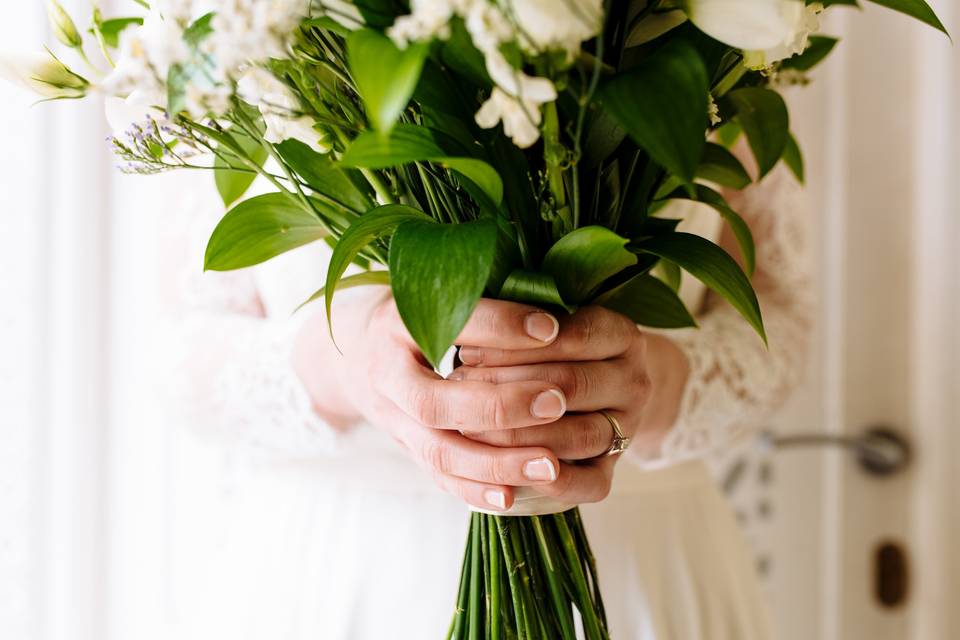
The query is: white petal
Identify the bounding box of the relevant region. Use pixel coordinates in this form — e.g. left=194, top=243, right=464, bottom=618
left=685, top=0, right=806, bottom=50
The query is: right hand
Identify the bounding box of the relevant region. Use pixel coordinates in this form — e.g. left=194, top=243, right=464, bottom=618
left=293, top=290, right=567, bottom=512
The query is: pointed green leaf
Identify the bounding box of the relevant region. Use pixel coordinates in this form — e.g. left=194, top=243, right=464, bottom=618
left=390, top=219, right=498, bottom=367
left=347, top=29, right=429, bottom=132
left=276, top=139, right=373, bottom=213
left=598, top=39, right=709, bottom=182
left=697, top=142, right=751, bottom=189
left=324, top=204, right=433, bottom=331
left=865, top=0, right=949, bottom=36
left=722, top=87, right=789, bottom=179
left=660, top=185, right=756, bottom=275
left=214, top=130, right=269, bottom=207
left=782, top=132, right=805, bottom=184
left=595, top=274, right=697, bottom=329
left=340, top=125, right=504, bottom=206
left=540, top=226, right=637, bottom=305
left=498, top=270, right=577, bottom=313
left=781, top=35, right=840, bottom=72
left=637, top=232, right=765, bottom=342
left=204, top=193, right=328, bottom=271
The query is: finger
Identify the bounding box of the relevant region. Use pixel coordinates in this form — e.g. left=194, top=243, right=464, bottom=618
left=456, top=299, right=560, bottom=349
left=379, top=359, right=568, bottom=430
left=450, top=362, right=645, bottom=412
left=532, top=458, right=617, bottom=504
left=466, top=410, right=626, bottom=460
left=397, top=420, right=561, bottom=486
left=459, top=306, right=642, bottom=367
left=430, top=471, right=515, bottom=512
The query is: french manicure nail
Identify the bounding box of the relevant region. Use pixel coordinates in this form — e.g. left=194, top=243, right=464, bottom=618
left=531, top=389, right=566, bottom=419
left=459, top=346, right=480, bottom=365
left=523, top=457, right=557, bottom=482
left=525, top=312, right=559, bottom=343
left=484, top=489, right=507, bottom=510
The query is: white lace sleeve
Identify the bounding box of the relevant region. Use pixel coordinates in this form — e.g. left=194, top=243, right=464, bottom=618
left=162, top=197, right=339, bottom=458
left=653, top=163, right=814, bottom=462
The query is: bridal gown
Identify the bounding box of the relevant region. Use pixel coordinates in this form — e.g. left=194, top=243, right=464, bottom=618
left=166, top=154, right=811, bottom=639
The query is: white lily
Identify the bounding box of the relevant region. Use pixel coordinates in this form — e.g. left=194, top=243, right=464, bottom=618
left=0, top=50, right=89, bottom=100
left=683, top=0, right=808, bottom=51
left=743, top=2, right=823, bottom=69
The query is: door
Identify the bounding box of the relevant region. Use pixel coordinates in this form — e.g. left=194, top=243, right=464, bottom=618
left=765, top=2, right=960, bottom=639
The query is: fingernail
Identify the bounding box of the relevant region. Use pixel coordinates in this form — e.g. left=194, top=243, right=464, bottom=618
left=484, top=489, right=507, bottom=510
left=459, top=346, right=480, bottom=365
left=447, top=369, right=464, bottom=381
left=525, top=312, right=559, bottom=343
left=531, top=389, right=566, bottom=419
left=523, top=457, right=557, bottom=482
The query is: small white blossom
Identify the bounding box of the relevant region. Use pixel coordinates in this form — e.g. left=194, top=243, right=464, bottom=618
left=707, top=93, right=721, bottom=125
left=237, top=66, right=330, bottom=153
left=475, top=87, right=545, bottom=148
left=509, top=0, right=603, bottom=60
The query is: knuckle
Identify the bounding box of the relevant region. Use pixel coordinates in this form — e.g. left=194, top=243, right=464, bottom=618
left=409, top=385, right=442, bottom=427
left=421, top=438, right=450, bottom=474
left=631, top=370, right=653, bottom=403
left=489, top=393, right=511, bottom=430
left=569, top=365, right=593, bottom=400
left=482, top=454, right=509, bottom=485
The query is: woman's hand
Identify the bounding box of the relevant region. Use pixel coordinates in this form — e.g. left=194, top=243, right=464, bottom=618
left=294, top=290, right=571, bottom=512
left=450, top=305, right=690, bottom=506
left=293, top=292, right=688, bottom=512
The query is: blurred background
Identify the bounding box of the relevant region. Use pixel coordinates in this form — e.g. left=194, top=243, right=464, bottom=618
left=1, top=1, right=957, bottom=639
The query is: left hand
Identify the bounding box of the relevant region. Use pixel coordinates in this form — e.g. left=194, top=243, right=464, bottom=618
left=448, top=305, right=689, bottom=505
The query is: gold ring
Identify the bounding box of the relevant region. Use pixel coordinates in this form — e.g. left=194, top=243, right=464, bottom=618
left=600, top=410, right=630, bottom=457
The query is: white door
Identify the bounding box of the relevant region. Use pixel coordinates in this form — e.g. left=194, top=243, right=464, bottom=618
left=765, top=2, right=960, bottom=639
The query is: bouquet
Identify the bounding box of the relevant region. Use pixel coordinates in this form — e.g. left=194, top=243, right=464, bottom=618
left=4, top=0, right=946, bottom=637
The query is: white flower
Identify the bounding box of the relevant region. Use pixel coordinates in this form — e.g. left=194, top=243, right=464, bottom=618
left=0, top=50, right=89, bottom=100
left=475, top=87, right=544, bottom=148
left=683, top=0, right=808, bottom=51
left=389, top=0, right=468, bottom=44
left=743, top=3, right=822, bottom=69
left=509, top=0, right=603, bottom=59
left=237, top=66, right=330, bottom=153
left=707, top=93, right=721, bottom=125
left=46, top=0, right=83, bottom=49
left=102, top=9, right=188, bottom=102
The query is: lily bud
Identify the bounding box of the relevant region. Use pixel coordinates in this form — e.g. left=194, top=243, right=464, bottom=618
left=0, top=50, right=90, bottom=100
left=46, top=0, right=83, bottom=49
left=683, top=0, right=807, bottom=51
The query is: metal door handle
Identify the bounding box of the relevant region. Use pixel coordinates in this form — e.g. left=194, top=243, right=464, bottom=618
left=761, top=426, right=911, bottom=477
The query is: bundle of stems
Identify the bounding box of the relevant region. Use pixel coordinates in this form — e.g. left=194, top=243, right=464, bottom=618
left=449, top=509, right=609, bottom=640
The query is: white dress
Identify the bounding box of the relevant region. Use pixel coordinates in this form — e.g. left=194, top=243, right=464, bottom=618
left=165, top=157, right=812, bottom=640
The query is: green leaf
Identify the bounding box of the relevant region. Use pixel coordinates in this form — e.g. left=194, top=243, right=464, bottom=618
left=346, top=29, right=429, bottom=132
left=782, top=132, right=805, bottom=183
left=296, top=270, right=390, bottom=313
left=722, top=87, right=789, bottom=179
left=865, top=0, right=950, bottom=36
left=204, top=193, right=328, bottom=271
left=324, top=204, right=433, bottom=331
left=637, top=232, right=765, bottom=342
left=90, top=17, right=142, bottom=48
left=183, top=12, right=215, bottom=47
left=651, top=258, right=682, bottom=292
left=660, top=185, right=756, bottom=275
left=598, top=39, right=709, bottom=183
left=540, top=226, right=637, bottom=305
left=276, top=139, right=373, bottom=213
left=595, top=274, right=696, bottom=329
left=781, top=35, right=839, bottom=72
left=340, top=125, right=504, bottom=206
left=498, top=270, right=576, bottom=313
left=390, top=219, right=498, bottom=367
left=214, top=131, right=269, bottom=208
left=697, top=142, right=751, bottom=189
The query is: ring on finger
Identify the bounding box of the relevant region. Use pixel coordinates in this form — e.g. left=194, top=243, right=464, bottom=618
left=600, top=410, right=630, bottom=457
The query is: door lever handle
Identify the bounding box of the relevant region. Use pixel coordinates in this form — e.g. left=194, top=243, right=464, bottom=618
left=760, top=426, right=911, bottom=477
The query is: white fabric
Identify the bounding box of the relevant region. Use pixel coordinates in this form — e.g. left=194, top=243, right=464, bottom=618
left=165, top=156, right=809, bottom=639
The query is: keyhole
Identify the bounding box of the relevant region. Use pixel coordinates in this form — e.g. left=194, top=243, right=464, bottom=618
left=874, top=540, right=909, bottom=609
